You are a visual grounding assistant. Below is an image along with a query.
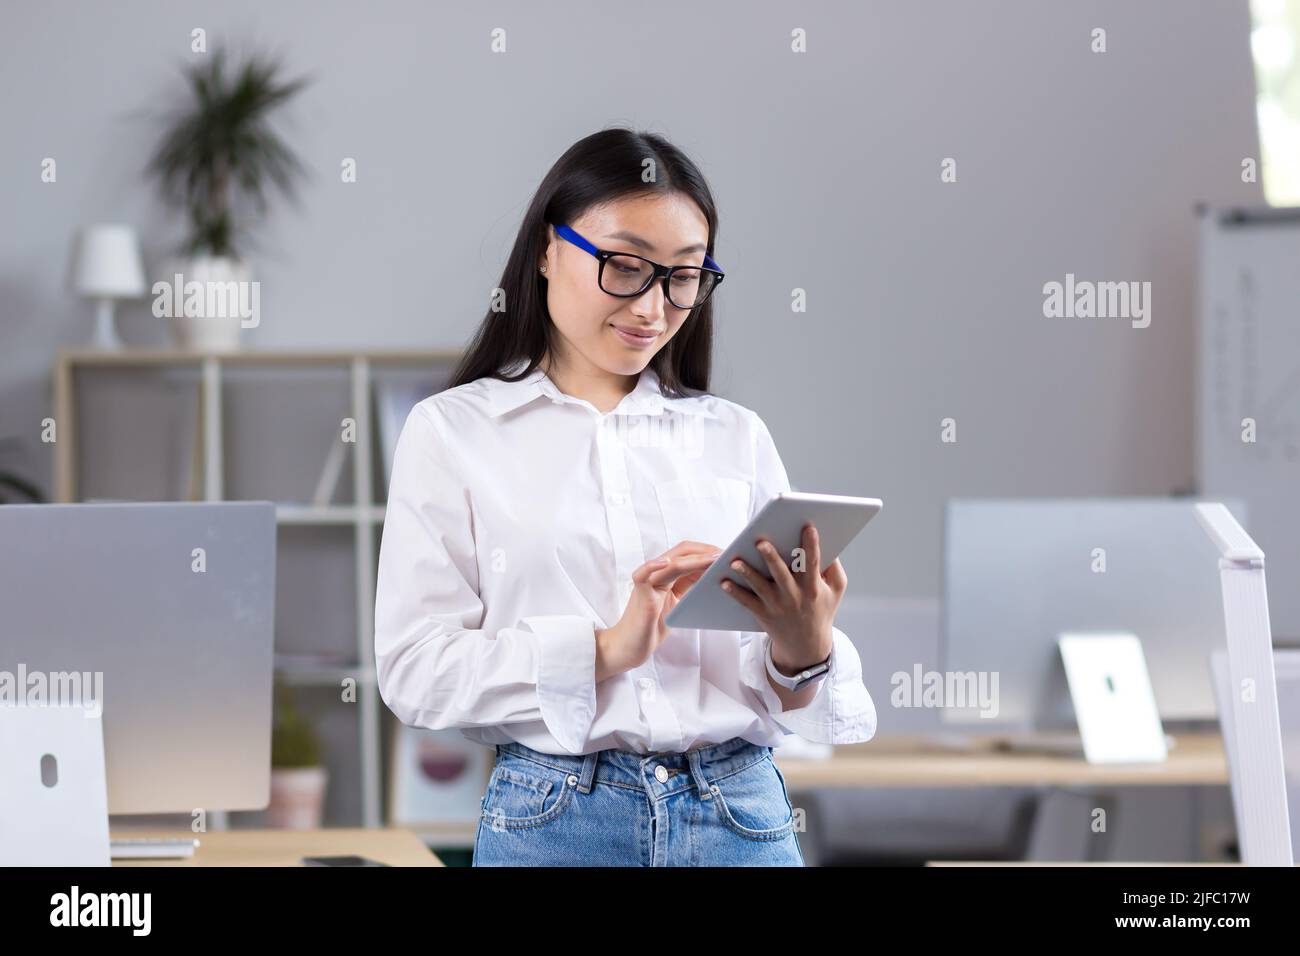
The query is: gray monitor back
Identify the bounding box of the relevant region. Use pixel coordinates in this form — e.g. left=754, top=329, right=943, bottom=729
left=0, top=502, right=275, bottom=814
left=941, top=497, right=1245, bottom=731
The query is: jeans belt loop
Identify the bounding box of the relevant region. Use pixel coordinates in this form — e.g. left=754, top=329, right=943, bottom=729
left=686, top=747, right=714, bottom=800
left=577, top=750, right=599, bottom=794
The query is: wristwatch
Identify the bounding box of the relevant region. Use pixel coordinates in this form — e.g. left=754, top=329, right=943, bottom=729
left=765, top=638, right=832, bottom=692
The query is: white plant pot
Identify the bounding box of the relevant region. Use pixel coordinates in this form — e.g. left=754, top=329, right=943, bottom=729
left=159, top=255, right=253, bottom=351
left=266, top=766, right=329, bottom=830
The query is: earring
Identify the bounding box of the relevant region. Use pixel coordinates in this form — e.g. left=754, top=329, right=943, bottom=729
left=539, top=266, right=547, bottom=273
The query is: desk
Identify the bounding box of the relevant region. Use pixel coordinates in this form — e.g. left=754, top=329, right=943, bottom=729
left=774, top=732, right=1227, bottom=789
left=110, top=828, right=442, bottom=867
left=926, top=861, right=1244, bottom=866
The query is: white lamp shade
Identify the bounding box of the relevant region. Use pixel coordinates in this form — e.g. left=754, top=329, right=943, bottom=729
left=69, top=224, right=146, bottom=298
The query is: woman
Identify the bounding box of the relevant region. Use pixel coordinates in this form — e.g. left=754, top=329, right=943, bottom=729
left=374, top=128, right=876, bottom=867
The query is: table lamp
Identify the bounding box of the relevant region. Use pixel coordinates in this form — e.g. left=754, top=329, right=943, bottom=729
left=69, top=225, right=146, bottom=349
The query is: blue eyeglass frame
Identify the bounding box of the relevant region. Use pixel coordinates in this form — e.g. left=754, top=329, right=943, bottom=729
left=548, top=222, right=725, bottom=308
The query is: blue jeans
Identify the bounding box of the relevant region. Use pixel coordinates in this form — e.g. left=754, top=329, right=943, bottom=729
left=472, top=735, right=805, bottom=866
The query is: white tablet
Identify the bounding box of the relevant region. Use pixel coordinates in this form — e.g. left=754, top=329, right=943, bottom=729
left=664, top=491, right=882, bottom=632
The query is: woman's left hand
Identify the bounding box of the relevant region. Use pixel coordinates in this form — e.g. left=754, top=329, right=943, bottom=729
left=719, top=522, right=847, bottom=673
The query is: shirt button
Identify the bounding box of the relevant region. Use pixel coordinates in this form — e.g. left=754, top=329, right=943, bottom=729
left=638, top=677, right=654, bottom=690
left=654, top=765, right=669, bottom=783
left=607, top=492, right=627, bottom=506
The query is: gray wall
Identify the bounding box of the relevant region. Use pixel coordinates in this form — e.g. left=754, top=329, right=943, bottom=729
left=0, top=0, right=1263, bottom=601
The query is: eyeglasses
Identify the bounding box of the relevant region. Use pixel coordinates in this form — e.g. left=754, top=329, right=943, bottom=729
left=548, top=223, right=725, bottom=310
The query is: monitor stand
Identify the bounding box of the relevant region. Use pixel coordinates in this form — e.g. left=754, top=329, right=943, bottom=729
left=2, top=706, right=211, bottom=862
left=0, top=705, right=111, bottom=866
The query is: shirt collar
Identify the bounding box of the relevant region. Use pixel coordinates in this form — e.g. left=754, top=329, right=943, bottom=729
left=484, top=359, right=716, bottom=419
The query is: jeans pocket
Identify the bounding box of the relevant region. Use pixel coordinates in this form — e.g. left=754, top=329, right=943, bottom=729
left=708, top=753, right=795, bottom=841
left=480, top=756, right=578, bottom=831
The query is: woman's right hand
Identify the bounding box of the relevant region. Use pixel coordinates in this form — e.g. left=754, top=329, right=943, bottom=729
left=594, top=540, right=722, bottom=681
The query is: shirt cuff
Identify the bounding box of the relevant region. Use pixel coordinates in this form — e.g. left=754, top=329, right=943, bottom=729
left=522, top=614, right=598, bottom=754
left=741, top=626, right=877, bottom=745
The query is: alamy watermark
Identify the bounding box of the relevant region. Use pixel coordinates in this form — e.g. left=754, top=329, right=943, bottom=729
left=0, top=665, right=104, bottom=717
left=1042, top=273, right=1151, bottom=329
left=891, top=664, right=999, bottom=718
left=152, top=273, right=260, bottom=328
left=601, top=411, right=705, bottom=458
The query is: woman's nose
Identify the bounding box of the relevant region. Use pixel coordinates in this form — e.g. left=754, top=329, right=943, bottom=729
left=630, top=277, right=668, bottom=319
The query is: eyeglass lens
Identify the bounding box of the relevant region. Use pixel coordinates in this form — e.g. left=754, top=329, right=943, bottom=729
left=601, top=255, right=718, bottom=309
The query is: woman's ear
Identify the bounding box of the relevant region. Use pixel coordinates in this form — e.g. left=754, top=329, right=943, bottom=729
left=538, top=224, right=554, bottom=273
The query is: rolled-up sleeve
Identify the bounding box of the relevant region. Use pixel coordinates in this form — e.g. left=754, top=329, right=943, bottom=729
left=374, top=404, right=598, bottom=754
left=739, top=410, right=878, bottom=744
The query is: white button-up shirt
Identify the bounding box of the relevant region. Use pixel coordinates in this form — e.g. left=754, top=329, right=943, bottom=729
left=374, top=360, right=877, bottom=755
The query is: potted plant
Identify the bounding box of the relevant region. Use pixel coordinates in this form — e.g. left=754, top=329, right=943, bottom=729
left=267, top=681, right=328, bottom=830
left=145, top=49, right=308, bottom=350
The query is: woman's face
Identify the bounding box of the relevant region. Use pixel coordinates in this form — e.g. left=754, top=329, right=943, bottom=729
left=539, top=191, right=710, bottom=379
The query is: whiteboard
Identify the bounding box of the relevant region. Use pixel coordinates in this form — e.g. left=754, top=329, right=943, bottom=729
left=1198, top=206, right=1300, bottom=641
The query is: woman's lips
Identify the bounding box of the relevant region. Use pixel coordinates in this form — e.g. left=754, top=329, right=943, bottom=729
left=611, top=324, right=660, bottom=349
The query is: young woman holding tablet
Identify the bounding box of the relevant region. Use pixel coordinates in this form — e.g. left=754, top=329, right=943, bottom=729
left=374, top=128, right=876, bottom=867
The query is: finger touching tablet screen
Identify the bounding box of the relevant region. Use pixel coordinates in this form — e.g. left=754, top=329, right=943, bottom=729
left=664, top=491, right=882, bottom=632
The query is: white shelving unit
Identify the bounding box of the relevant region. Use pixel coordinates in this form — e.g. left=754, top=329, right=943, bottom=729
left=53, top=347, right=462, bottom=829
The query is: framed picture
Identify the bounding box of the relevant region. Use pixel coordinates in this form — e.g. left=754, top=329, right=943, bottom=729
left=388, top=722, right=493, bottom=829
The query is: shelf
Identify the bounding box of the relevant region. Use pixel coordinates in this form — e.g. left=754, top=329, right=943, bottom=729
left=53, top=346, right=464, bottom=831
left=275, top=666, right=378, bottom=687
left=276, top=504, right=386, bottom=525
left=57, top=347, right=463, bottom=367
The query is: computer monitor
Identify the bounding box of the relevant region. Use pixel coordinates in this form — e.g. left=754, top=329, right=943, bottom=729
left=0, top=501, right=275, bottom=814
left=941, top=497, right=1246, bottom=733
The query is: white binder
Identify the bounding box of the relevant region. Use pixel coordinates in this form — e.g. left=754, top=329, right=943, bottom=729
left=1196, top=502, right=1293, bottom=866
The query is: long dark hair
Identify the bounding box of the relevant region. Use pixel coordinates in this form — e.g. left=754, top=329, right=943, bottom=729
left=449, top=127, right=719, bottom=398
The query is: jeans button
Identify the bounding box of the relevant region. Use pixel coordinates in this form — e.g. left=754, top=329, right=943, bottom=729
left=567, top=774, right=578, bottom=786
left=654, top=765, right=669, bottom=783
